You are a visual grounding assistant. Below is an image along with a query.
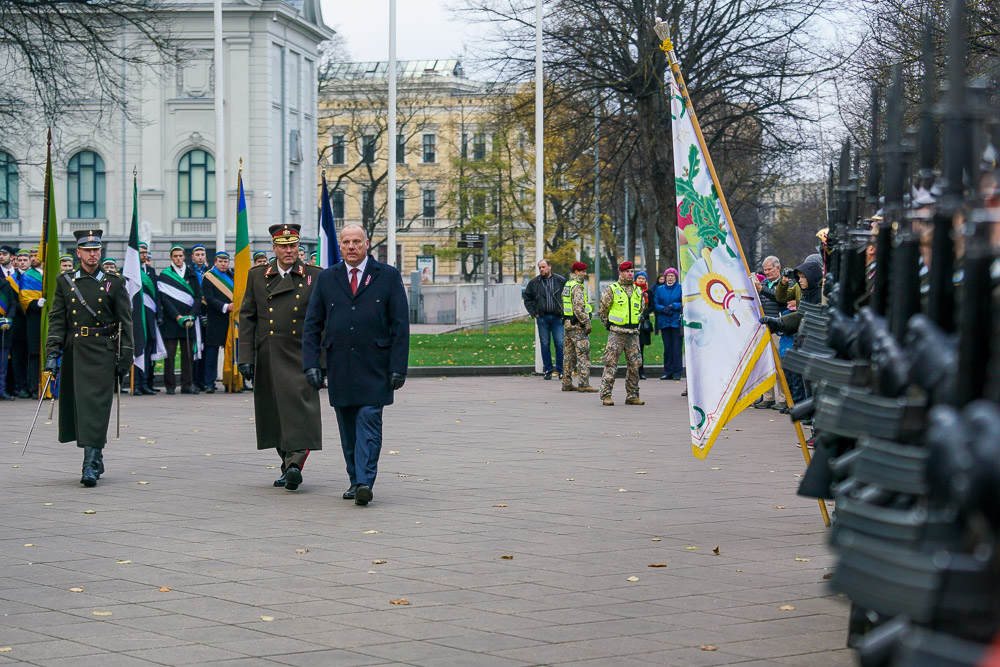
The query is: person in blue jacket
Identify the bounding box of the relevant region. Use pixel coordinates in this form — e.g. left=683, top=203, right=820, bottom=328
left=654, top=267, right=683, bottom=380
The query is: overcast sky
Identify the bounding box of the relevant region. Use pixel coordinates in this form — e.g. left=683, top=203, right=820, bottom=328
left=318, top=1, right=475, bottom=63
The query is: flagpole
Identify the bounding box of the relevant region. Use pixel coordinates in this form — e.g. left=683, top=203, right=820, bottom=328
left=213, top=0, right=227, bottom=254
left=533, top=0, right=544, bottom=375
left=386, top=0, right=397, bottom=267
left=654, top=20, right=829, bottom=527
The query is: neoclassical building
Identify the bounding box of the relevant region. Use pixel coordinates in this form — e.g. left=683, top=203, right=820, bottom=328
left=0, top=0, right=332, bottom=260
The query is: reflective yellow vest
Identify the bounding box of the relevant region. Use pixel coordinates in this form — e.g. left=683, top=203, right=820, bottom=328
left=607, top=282, right=642, bottom=327
left=562, top=279, right=593, bottom=317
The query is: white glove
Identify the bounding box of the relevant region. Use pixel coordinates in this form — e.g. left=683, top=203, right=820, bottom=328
left=37, top=298, right=45, bottom=308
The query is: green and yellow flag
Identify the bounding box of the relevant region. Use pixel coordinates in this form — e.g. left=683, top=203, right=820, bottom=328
left=38, top=128, right=60, bottom=393
left=223, top=164, right=249, bottom=392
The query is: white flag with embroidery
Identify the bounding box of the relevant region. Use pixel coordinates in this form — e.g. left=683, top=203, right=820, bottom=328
left=668, top=67, right=776, bottom=459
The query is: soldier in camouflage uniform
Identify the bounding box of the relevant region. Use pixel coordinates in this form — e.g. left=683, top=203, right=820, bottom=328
left=561, top=261, right=598, bottom=392
left=597, top=261, right=644, bottom=406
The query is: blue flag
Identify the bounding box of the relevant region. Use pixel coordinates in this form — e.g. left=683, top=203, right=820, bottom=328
left=319, top=173, right=341, bottom=268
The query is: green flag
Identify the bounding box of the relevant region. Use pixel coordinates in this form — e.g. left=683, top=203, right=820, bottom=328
left=39, top=128, right=60, bottom=366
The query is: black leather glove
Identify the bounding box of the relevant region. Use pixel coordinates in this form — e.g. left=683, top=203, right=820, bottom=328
left=116, top=364, right=129, bottom=380
left=759, top=316, right=786, bottom=334
left=237, top=363, right=254, bottom=382
left=390, top=372, right=406, bottom=391
left=44, top=355, right=59, bottom=378
left=304, top=367, right=323, bottom=391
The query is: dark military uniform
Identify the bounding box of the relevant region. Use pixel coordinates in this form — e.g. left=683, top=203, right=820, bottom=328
left=239, top=256, right=323, bottom=475
left=46, top=230, right=133, bottom=486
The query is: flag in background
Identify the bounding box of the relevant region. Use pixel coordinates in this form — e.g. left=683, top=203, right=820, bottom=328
left=668, top=66, right=776, bottom=459
left=319, top=172, right=341, bottom=268
left=123, top=174, right=146, bottom=375
left=38, top=128, right=60, bottom=352
left=223, top=166, right=249, bottom=393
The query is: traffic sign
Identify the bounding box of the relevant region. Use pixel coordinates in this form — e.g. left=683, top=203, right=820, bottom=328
left=458, top=233, right=484, bottom=249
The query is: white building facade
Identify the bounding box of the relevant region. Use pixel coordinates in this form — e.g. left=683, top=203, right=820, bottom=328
left=0, top=0, right=332, bottom=260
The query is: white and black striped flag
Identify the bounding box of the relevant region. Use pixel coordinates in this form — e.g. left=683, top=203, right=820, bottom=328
left=123, top=174, right=146, bottom=375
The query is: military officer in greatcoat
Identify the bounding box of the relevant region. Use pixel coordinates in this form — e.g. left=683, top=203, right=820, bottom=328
left=45, top=229, right=133, bottom=487
left=238, top=223, right=323, bottom=491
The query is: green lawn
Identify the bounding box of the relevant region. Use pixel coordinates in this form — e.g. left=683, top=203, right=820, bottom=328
left=410, top=319, right=663, bottom=367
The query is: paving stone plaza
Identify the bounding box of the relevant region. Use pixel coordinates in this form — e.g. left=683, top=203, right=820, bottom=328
left=1, top=377, right=850, bottom=666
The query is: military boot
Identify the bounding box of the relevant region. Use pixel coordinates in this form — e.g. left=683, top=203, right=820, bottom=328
left=80, top=447, right=99, bottom=487
left=625, top=397, right=645, bottom=405
left=93, top=449, right=105, bottom=479
left=602, top=397, right=614, bottom=406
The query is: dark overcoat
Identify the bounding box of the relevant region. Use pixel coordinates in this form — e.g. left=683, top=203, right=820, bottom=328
left=302, top=256, right=410, bottom=408
left=46, top=268, right=133, bottom=447
left=157, top=266, right=202, bottom=340
left=200, top=268, right=234, bottom=347
left=238, top=259, right=322, bottom=451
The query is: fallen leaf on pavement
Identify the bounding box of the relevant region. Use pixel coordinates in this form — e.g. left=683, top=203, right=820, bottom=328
left=493, top=504, right=507, bottom=507
left=700, top=645, right=717, bottom=651
left=566, top=478, right=575, bottom=481
left=158, top=587, right=171, bottom=592
left=0, top=647, right=10, bottom=652
left=500, top=555, right=514, bottom=560
left=362, top=530, right=379, bottom=534
left=158, top=466, right=167, bottom=469
left=43, top=503, right=53, bottom=506
left=713, top=546, right=720, bottom=555
left=69, top=587, right=84, bottom=593
left=779, top=605, right=795, bottom=611
left=635, top=471, right=648, bottom=474
left=116, top=560, right=132, bottom=564
left=259, top=616, right=274, bottom=621
left=397, top=474, right=410, bottom=478
left=648, top=563, right=667, bottom=568
left=618, top=488, right=629, bottom=493
left=773, top=505, right=786, bottom=509
left=684, top=546, right=699, bottom=551
left=710, top=467, right=720, bottom=470
left=137, top=481, right=149, bottom=485
left=83, top=510, right=96, bottom=514
left=138, top=436, right=146, bottom=440
left=795, top=558, right=811, bottom=562
left=295, top=549, right=309, bottom=554
left=372, top=559, right=387, bottom=565
left=23, top=544, right=34, bottom=547
left=265, top=466, right=276, bottom=470
left=823, top=573, right=833, bottom=580
left=651, top=538, right=661, bottom=542
left=388, top=450, right=400, bottom=455
left=92, top=611, right=112, bottom=616
left=390, top=598, right=410, bottom=605
left=626, top=576, right=639, bottom=582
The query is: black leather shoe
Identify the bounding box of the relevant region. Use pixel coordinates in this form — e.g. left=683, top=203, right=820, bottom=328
left=639, top=373, right=647, bottom=380
left=543, top=371, right=552, bottom=380
left=343, top=484, right=358, bottom=500
left=284, top=466, right=302, bottom=491
left=355, top=484, right=373, bottom=505
left=660, top=375, right=669, bottom=380
left=150, top=386, right=161, bottom=393
left=0, top=392, right=14, bottom=400
left=165, top=388, right=176, bottom=395
left=80, top=447, right=99, bottom=487
left=205, top=385, right=216, bottom=394
left=15, top=389, right=31, bottom=399
left=273, top=473, right=286, bottom=487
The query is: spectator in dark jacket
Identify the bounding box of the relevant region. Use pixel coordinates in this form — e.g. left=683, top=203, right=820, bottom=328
left=751, top=255, right=787, bottom=409
left=635, top=270, right=654, bottom=380
left=522, top=258, right=566, bottom=379
left=654, top=268, right=683, bottom=379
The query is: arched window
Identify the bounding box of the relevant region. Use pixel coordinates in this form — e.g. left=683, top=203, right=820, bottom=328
left=178, top=149, right=216, bottom=218
left=67, top=151, right=105, bottom=219
left=0, top=151, right=17, bottom=219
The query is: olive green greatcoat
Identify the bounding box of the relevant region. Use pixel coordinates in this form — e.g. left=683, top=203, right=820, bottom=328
left=46, top=268, right=133, bottom=448
left=238, top=259, right=323, bottom=452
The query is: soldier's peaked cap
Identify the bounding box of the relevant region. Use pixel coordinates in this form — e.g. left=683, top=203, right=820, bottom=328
left=74, top=229, right=103, bottom=248
left=269, top=223, right=301, bottom=245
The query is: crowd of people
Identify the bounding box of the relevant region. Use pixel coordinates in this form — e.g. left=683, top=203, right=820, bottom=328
left=523, top=258, right=686, bottom=406
left=0, top=241, right=324, bottom=400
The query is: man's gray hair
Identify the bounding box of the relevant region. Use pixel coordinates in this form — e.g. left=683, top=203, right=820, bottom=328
left=763, top=255, right=780, bottom=269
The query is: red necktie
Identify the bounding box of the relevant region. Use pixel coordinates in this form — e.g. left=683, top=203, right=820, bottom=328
left=350, top=267, right=359, bottom=295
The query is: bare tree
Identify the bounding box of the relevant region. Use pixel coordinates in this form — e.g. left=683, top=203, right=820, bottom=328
left=0, top=0, right=176, bottom=129
left=457, top=0, right=836, bottom=272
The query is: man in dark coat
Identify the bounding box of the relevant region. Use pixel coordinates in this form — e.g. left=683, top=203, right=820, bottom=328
left=200, top=251, right=234, bottom=393
left=303, top=223, right=410, bottom=506
left=45, top=229, right=133, bottom=486
left=238, top=223, right=323, bottom=491
left=158, top=244, right=202, bottom=394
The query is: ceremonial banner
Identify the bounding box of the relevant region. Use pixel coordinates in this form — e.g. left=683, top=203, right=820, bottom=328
left=123, top=175, right=147, bottom=374
left=38, top=129, right=59, bottom=349
left=667, top=65, right=776, bottom=459
left=318, top=172, right=341, bottom=268
left=222, top=167, right=248, bottom=392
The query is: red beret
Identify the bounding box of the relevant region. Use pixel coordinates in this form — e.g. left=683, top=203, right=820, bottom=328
left=618, top=261, right=634, bottom=272
left=571, top=261, right=588, bottom=272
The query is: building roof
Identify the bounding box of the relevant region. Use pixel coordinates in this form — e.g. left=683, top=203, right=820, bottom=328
left=324, top=59, right=466, bottom=81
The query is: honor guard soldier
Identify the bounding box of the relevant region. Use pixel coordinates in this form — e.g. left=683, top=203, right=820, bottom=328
left=45, top=229, right=133, bottom=486
left=200, top=251, right=235, bottom=393
left=253, top=250, right=268, bottom=267
left=238, top=223, right=323, bottom=490
left=597, top=261, right=645, bottom=406
left=562, top=261, right=598, bottom=392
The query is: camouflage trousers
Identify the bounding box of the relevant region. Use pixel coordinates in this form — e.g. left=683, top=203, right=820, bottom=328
left=600, top=330, right=641, bottom=400
left=562, top=327, right=592, bottom=388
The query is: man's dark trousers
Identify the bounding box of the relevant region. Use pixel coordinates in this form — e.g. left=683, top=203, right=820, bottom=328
left=335, top=405, right=383, bottom=488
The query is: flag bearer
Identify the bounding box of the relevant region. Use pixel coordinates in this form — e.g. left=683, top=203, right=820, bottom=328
left=597, top=261, right=645, bottom=406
